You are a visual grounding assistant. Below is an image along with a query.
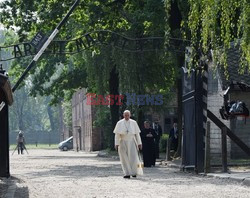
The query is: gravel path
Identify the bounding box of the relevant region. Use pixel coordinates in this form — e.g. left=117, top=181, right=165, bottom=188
left=7, top=149, right=250, bottom=198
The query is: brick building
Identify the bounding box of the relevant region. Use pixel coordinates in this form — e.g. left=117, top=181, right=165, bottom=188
left=207, top=45, right=250, bottom=163
left=144, top=97, right=178, bottom=134
left=71, top=88, right=103, bottom=151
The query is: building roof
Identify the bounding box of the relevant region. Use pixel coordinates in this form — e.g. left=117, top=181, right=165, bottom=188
left=218, top=43, right=250, bottom=90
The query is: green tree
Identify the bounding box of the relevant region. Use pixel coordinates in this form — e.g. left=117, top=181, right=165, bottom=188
left=0, top=0, right=179, bottom=149
left=163, top=0, right=250, bottom=158
left=1, top=29, right=61, bottom=139
left=187, top=0, right=249, bottom=69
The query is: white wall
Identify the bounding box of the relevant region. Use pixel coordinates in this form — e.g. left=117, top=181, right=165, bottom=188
left=207, top=66, right=231, bottom=165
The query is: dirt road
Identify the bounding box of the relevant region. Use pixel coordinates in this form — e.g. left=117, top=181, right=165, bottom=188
left=6, top=149, right=250, bottom=198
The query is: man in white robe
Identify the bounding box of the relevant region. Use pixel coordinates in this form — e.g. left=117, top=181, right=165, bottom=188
left=114, top=110, right=142, bottom=178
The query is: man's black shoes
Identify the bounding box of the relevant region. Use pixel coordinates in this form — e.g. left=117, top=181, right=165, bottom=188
left=123, top=175, right=137, bottom=178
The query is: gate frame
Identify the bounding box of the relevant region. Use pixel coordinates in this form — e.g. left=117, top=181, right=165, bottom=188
left=0, top=66, right=13, bottom=177
left=181, top=66, right=205, bottom=173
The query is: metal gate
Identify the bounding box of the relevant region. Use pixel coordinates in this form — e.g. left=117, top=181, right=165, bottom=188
left=182, top=67, right=205, bottom=173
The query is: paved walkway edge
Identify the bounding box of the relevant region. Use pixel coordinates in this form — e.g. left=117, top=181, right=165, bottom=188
left=202, top=173, right=250, bottom=187
left=165, top=160, right=250, bottom=187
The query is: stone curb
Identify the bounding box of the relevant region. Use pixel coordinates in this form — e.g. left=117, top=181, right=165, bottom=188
left=165, top=162, right=250, bottom=187
left=204, top=173, right=250, bottom=187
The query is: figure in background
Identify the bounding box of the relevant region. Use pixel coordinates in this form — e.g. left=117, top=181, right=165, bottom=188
left=16, top=131, right=25, bottom=155
left=114, top=110, right=142, bottom=178
left=141, top=121, right=157, bottom=167
left=169, top=122, right=178, bottom=152
left=152, top=121, right=162, bottom=158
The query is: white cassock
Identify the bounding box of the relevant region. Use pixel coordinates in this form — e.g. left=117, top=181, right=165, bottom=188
left=113, top=118, right=142, bottom=176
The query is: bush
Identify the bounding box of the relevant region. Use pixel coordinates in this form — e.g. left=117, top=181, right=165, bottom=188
left=93, top=106, right=113, bottom=149
left=160, top=133, right=169, bottom=152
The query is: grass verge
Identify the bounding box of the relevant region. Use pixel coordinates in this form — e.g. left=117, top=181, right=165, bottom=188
left=9, top=144, right=58, bottom=150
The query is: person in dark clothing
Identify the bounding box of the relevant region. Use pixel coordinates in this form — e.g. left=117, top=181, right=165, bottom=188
left=141, top=121, right=157, bottom=167
left=152, top=121, right=162, bottom=158
left=16, top=131, right=25, bottom=154
left=169, top=122, right=178, bottom=152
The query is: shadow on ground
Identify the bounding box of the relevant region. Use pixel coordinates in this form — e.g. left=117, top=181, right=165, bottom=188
left=26, top=155, right=100, bottom=160
left=0, top=176, right=29, bottom=198
left=13, top=176, right=29, bottom=198
left=26, top=162, right=122, bottom=178
left=0, top=178, right=8, bottom=196
left=14, top=186, right=29, bottom=198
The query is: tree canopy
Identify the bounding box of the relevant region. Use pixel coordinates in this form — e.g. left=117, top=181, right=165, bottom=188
left=0, top=1, right=177, bottom=147
left=1, top=29, right=62, bottom=135
left=0, top=0, right=176, bottom=119
left=165, top=0, right=250, bottom=70
left=1, top=0, right=249, bottom=151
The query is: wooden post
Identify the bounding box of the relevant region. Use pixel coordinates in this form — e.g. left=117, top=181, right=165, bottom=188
left=221, top=127, right=227, bottom=172
left=204, top=121, right=211, bottom=173
left=166, top=138, right=172, bottom=161
left=0, top=88, right=10, bottom=177
left=0, top=67, right=12, bottom=178
left=207, top=109, right=250, bottom=156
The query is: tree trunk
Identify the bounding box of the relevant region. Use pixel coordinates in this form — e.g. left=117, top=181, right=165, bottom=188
left=47, top=105, right=55, bottom=132
left=169, top=0, right=185, bottom=158
left=58, top=101, right=64, bottom=141
left=109, top=66, right=119, bottom=149
left=137, top=107, right=145, bottom=130
left=15, top=90, right=25, bottom=131
left=174, top=77, right=183, bottom=158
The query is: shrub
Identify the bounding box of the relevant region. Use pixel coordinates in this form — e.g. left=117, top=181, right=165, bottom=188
left=160, top=133, right=169, bottom=152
